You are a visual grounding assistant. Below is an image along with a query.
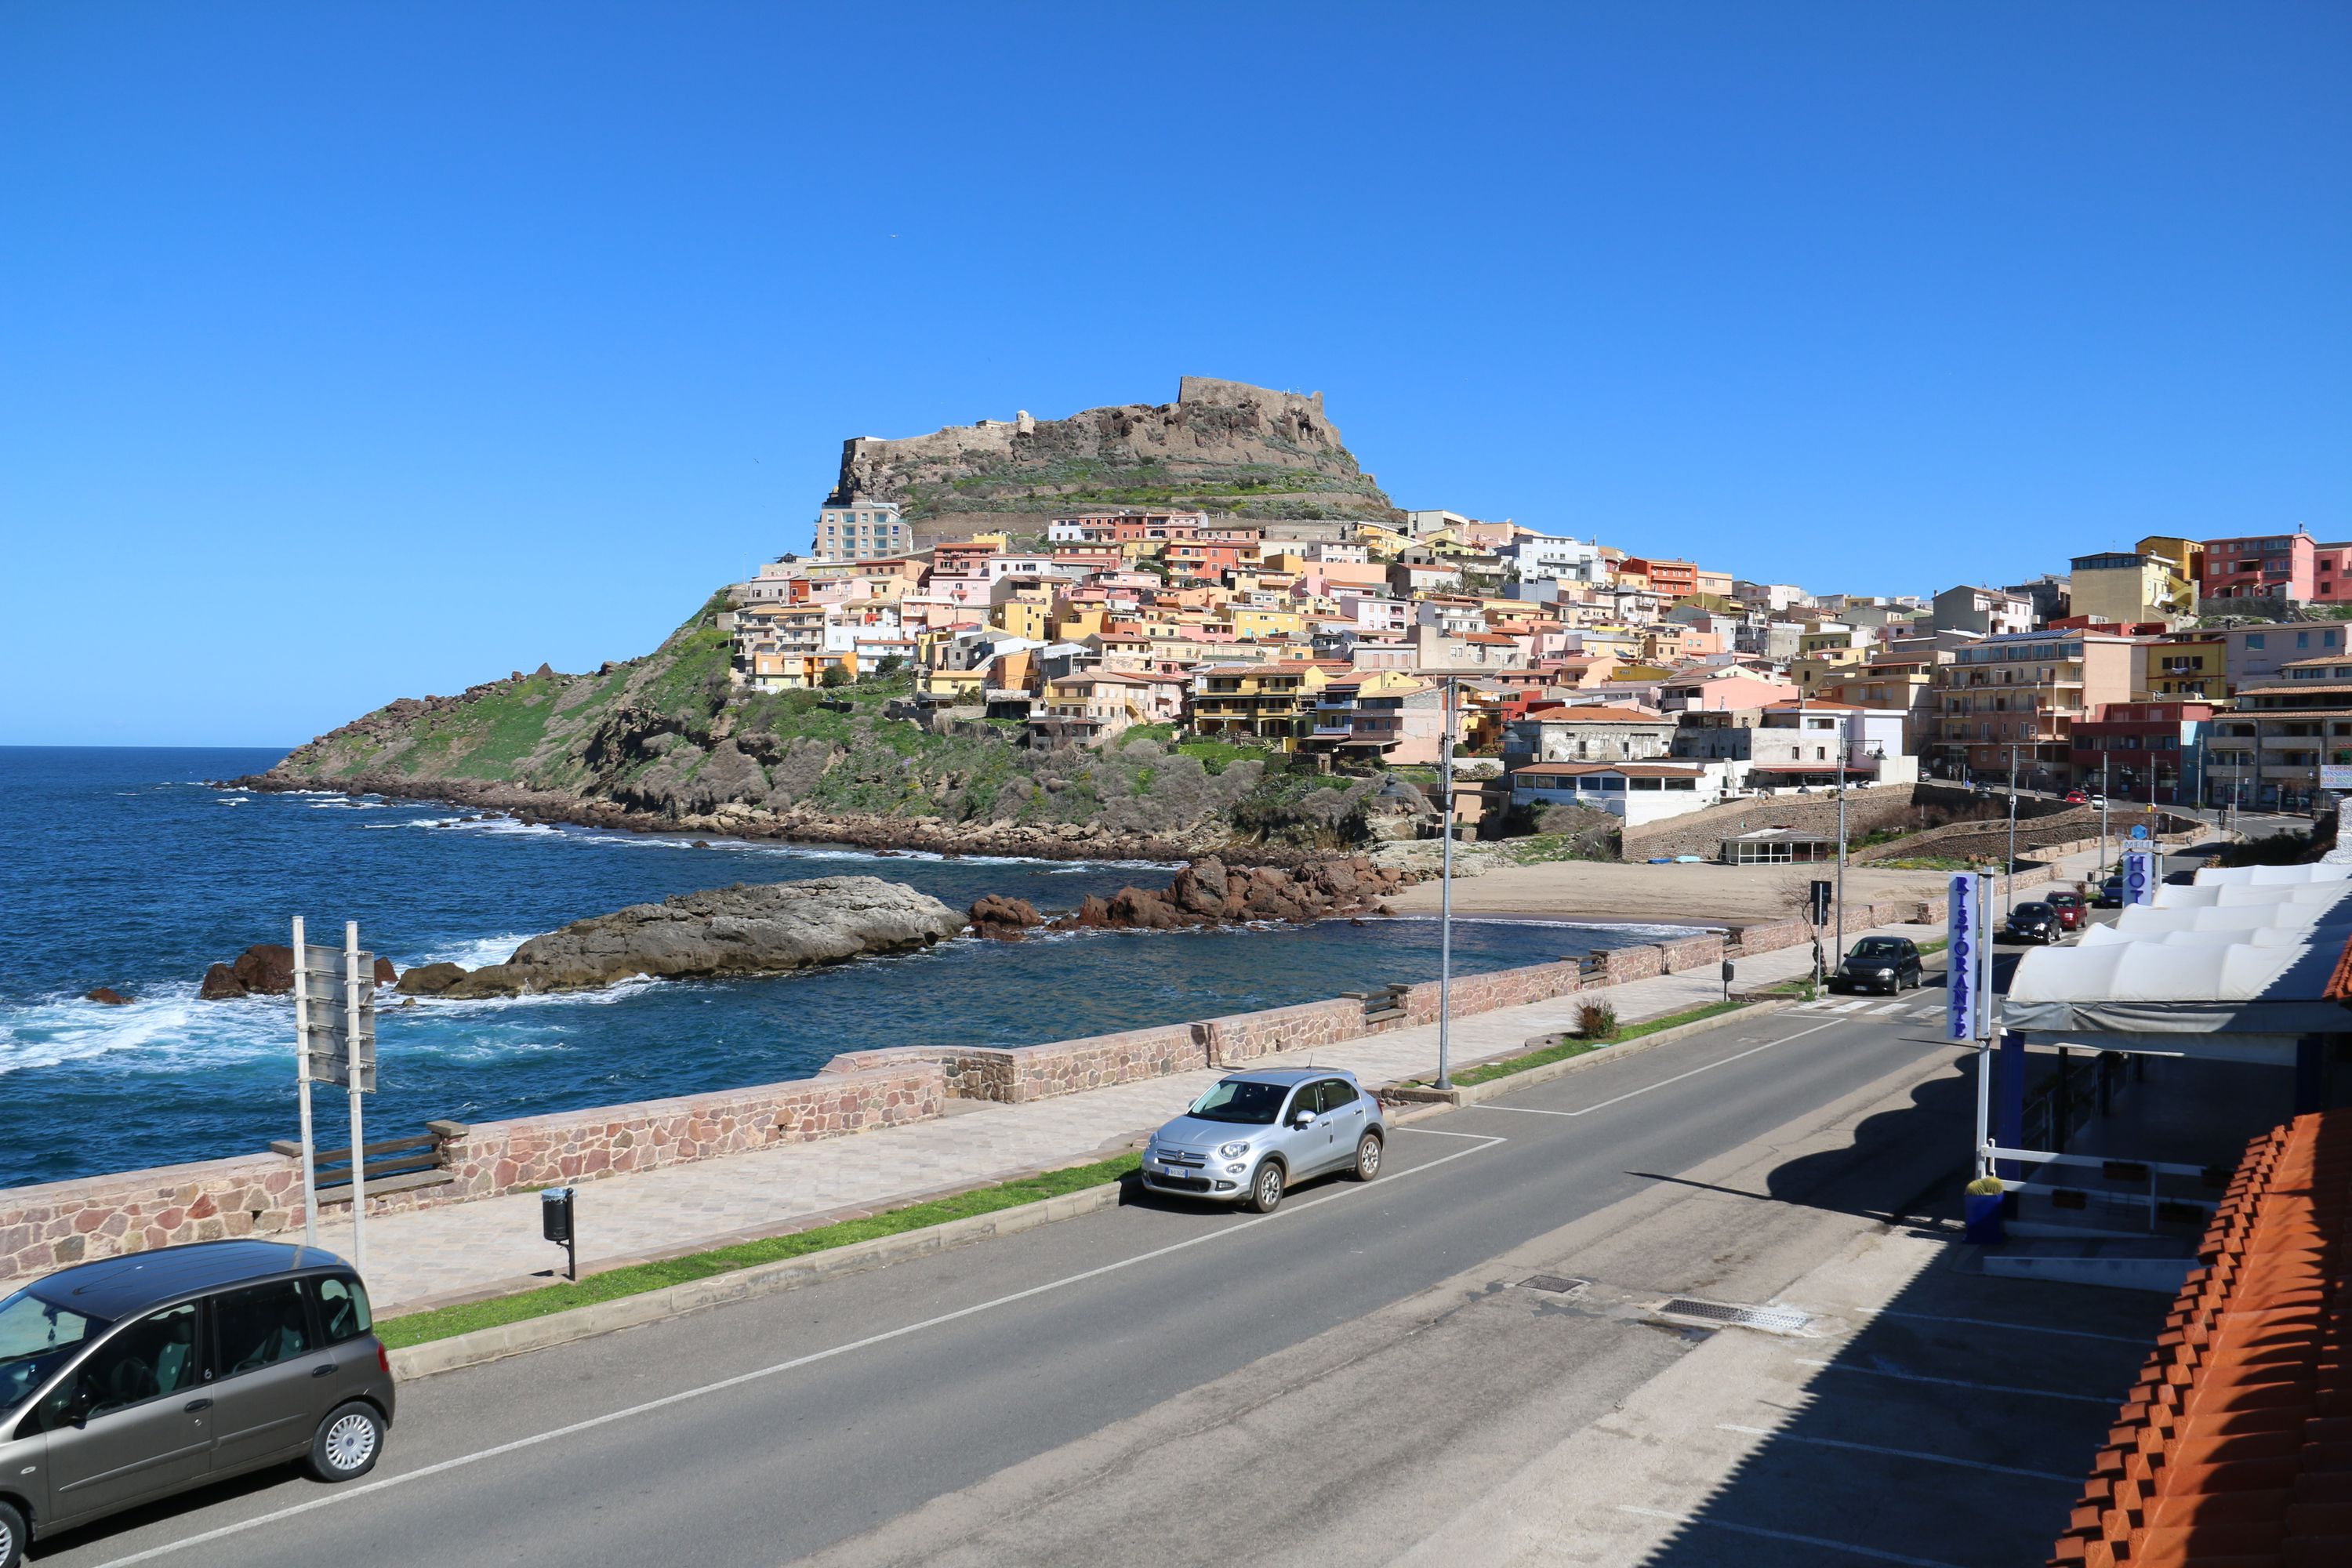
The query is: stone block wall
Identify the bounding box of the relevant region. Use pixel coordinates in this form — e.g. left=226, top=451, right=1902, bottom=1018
left=0, top=1154, right=307, bottom=1282
left=1621, top=784, right=1919, bottom=862
left=1735, top=916, right=1813, bottom=955
left=1658, top=934, right=1726, bottom=972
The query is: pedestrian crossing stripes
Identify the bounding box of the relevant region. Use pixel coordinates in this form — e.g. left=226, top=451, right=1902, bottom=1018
left=1787, top=996, right=1944, bottom=1020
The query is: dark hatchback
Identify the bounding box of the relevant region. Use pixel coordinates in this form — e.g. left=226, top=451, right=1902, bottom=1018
left=1832, top=936, right=1924, bottom=994
left=0, top=1241, right=394, bottom=1567
left=2005, top=902, right=2061, bottom=944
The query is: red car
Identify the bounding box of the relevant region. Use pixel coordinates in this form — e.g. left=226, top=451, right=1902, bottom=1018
left=2045, top=891, right=2087, bottom=930
left=2063, top=789, right=2089, bottom=804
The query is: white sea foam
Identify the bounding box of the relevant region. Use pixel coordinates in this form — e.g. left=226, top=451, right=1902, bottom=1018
left=215, top=797, right=248, bottom=806
left=412, top=975, right=663, bottom=1013
left=364, top=814, right=557, bottom=837
left=406, top=931, right=543, bottom=970
left=0, top=985, right=287, bottom=1078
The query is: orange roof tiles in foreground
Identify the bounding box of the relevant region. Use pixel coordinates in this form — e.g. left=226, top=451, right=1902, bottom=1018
left=2049, top=1109, right=2352, bottom=1567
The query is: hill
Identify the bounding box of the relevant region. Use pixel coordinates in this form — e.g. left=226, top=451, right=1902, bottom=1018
left=832, top=376, right=1398, bottom=545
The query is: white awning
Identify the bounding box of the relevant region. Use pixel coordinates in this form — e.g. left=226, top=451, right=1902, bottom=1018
left=2190, top=863, right=2352, bottom=887
left=2151, top=882, right=2352, bottom=911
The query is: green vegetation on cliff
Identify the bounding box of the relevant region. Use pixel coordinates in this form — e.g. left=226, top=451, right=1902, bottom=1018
left=269, top=595, right=1379, bottom=851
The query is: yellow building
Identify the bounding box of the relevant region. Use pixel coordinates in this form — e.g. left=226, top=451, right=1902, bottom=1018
left=1189, top=662, right=1332, bottom=751
left=2070, top=549, right=2196, bottom=626
left=1225, top=605, right=1307, bottom=641
left=2140, top=632, right=2227, bottom=700
left=989, top=586, right=1052, bottom=641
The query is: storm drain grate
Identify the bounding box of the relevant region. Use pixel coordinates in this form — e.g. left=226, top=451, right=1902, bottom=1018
left=1518, top=1275, right=1588, bottom=1294
left=1657, top=1297, right=1812, bottom=1334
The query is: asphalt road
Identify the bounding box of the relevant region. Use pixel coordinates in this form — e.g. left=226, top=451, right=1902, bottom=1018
left=31, top=989, right=1980, bottom=1568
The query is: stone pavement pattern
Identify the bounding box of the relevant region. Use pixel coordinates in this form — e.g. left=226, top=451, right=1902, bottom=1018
left=306, top=921, right=1938, bottom=1312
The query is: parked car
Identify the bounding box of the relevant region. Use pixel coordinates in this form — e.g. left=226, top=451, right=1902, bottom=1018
left=0, top=1241, right=392, bottom=1566
left=2045, top=891, right=2086, bottom=930
left=2063, top=789, right=2088, bottom=804
left=1142, top=1068, right=1385, bottom=1214
left=2092, top=876, right=2125, bottom=909
left=1832, top=936, right=1923, bottom=994
left=2005, top=902, right=2061, bottom=944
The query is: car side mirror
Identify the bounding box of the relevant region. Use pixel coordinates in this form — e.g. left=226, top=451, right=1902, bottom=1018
left=1291, top=1112, right=1316, bottom=1129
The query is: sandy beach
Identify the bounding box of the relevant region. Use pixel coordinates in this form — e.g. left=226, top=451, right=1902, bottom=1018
left=1383, top=858, right=1960, bottom=927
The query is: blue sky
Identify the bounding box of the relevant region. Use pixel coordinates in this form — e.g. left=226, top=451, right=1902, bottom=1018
left=4, top=2, right=2347, bottom=747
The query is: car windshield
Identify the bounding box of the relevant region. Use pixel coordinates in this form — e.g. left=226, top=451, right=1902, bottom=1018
left=2014, top=903, right=2053, bottom=916
left=1848, top=940, right=1906, bottom=960
left=2049, top=894, right=2081, bottom=905
left=1186, top=1079, right=1290, bottom=1125
left=0, top=1288, right=108, bottom=1421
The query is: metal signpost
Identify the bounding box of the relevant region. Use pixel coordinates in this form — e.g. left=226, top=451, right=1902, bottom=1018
left=292, top=919, right=377, bottom=1269
left=1949, top=871, right=1995, bottom=1177
left=1435, top=676, right=1457, bottom=1091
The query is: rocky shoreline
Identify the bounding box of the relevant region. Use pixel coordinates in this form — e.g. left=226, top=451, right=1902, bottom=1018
left=220, top=769, right=1321, bottom=867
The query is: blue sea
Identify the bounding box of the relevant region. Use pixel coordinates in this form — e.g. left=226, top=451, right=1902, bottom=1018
left=0, top=747, right=1679, bottom=1189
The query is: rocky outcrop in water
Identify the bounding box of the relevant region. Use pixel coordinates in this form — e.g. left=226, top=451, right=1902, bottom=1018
left=84, top=987, right=129, bottom=1006
left=964, top=855, right=1409, bottom=940
left=199, top=946, right=398, bottom=1000
left=418, top=876, right=964, bottom=998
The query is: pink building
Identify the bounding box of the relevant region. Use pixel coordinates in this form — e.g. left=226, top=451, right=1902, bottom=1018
left=2201, top=533, right=2318, bottom=603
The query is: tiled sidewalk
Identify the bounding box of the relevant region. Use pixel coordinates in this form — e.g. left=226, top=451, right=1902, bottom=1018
left=298, top=923, right=1932, bottom=1314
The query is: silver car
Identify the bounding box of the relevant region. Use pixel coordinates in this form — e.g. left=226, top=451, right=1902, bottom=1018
left=0, top=1240, right=395, bottom=1568
left=1141, top=1068, right=1386, bottom=1213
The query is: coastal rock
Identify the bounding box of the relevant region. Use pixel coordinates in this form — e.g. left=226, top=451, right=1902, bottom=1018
left=1035, top=853, right=1410, bottom=936
left=967, top=895, right=1046, bottom=940
left=84, top=987, right=129, bottom=1006
left=200, top=945, right=396, bottom=1000
left=434, top=876, right=963, bottom=998
left=395, top=962, right=469, bottom=996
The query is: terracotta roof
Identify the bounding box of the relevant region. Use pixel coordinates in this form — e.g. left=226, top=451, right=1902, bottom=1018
left=1522, top=704, right=1671, bottom=725
left=2049, top=1109, right=2352, bottom=1567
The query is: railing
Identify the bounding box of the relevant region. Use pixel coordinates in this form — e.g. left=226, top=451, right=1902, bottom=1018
left=272, top=1121, right=463, bottom=1201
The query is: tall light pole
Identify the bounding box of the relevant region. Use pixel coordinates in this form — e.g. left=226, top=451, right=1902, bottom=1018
left=1834, top=709, right=1849, bottom=968
left=2100, top=753, right=2111, bottom=883
left=2006, top=743, right=2020, bottom=913
left=1435, top=674, right=1457, bottom=1091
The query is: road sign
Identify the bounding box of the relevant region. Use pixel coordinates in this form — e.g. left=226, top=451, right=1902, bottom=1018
left=2322, top=764, right=2352, bottom=791
left=1808, top=880, right=1832, bottom=924
left=296, top=944, right=376, bottom=1090
left=2129, top=824, right=2150, bottom=840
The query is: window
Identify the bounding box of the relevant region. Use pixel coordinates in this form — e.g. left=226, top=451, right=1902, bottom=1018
left=214, top=1280, right=314, bottom=1375
left=47, top=1302, right=201, bottom=1425
left=1319, top=1078, right=1358, bottom=1109
left=2299, top=633, right=2311, bottom=649
left=2249, top=633, right=2267, bottom=649
left=0, top=1290, right=107, bottom=1422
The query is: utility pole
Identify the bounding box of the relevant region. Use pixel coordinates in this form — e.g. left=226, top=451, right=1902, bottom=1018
left=2006, top=744, right=2020, bottom=913
left=2100, top=754, right=2111, bottom=883
left=1435, top=675, right=1457, bottom=1091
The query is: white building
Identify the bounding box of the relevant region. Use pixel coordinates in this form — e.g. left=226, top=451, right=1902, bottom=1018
left=1504, top=532, right=1606, bottom=584
left=1508, top=760, right=1731, bottom=827
left=815, top=498, right=911, bottom=562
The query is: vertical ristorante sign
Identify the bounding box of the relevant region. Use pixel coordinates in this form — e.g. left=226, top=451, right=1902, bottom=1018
left=1946, top=871, right=1991, bottom=1043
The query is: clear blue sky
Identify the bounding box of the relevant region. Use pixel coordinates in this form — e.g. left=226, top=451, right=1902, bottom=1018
left=4, top=3, right=2346, bottom=747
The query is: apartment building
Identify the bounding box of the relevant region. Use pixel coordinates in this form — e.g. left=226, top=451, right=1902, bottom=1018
left=1618, top=557, right=1698, bottom=600
left=2068, top=701, right=2212, bottom=806
left=1932, top=584, right=2036, bottom=637
left=1189, top=662, right=1332, bottom=751
left=1301, top=671, right=1445, bottom=765
left=2207, top=657, right=2352, bottom=810
left=2224, top=622, right=2347, bottom=693
left=1502, top=705, right=1677, bottom=766
left=1926, top=630, right=2138, bottom=785
left=814, top=497, right=911, bottom=562
left=2139, top=632, right=2227, bottom=701
left=2069, top=550, right=2196, bottom=626
left=2201, top=533, right=2315, bottom=604
left=1045, top=510, right=1208, bottom=544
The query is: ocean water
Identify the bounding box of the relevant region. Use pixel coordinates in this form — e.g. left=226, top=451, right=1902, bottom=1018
left=0, top=748, right=1682, bottom=1189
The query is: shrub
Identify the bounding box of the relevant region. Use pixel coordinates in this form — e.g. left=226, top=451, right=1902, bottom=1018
left=820, top=665, right=850, bottom=690
left=1576, top=1000, right=1619, bottom=1040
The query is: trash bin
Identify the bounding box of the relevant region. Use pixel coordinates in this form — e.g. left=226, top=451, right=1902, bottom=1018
left=1963, top=1178, right=2005, bottom=1245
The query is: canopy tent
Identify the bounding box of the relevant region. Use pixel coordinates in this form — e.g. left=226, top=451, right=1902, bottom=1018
left=2186, top=863, right=2352, bottom=888
left=2144, top=882, right=2352, bottom=911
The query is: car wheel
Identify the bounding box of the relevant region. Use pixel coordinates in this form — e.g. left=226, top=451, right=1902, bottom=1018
left=1352, top=1132, right=1382, bottom=1181
left=308, top=1400, right=385, bottom=1483
left=0, top=1497, right=23, bottom=1568
left=1246, top=1161, right=1286, bottom=1214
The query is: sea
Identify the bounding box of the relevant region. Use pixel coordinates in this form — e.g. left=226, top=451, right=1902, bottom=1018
left=0, top=747, right=1688, bottom=1190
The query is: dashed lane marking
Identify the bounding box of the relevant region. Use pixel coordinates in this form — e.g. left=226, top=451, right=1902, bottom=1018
left=1716, top=1424, right=2079, bottom=1483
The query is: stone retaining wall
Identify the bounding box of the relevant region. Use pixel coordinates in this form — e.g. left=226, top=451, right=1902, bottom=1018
left=0, top=909, right=1961, bottom=1281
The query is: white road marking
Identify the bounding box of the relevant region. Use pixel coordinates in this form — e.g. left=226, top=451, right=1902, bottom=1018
left=1716, top=1423, right=2078, bottom=1483
left=1465, top=1020, right=1848, bottom=1117
left=1614, top=1506, right=1966, bottom=1567
left=85, top=1133, right=1508, bottom=1566
left=1393, top=1125, right=1496, bottom=1138
left=1853, top=1307, right=2153, bottom=1345
left=1795, top=1358, right=2116, bottom=1404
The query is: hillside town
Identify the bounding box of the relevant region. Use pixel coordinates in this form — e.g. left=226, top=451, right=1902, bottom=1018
left=728, top=508, right=2352, bottom=831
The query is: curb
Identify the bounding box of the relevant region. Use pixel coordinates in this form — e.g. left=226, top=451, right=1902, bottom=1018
left=387, top=1180, right=1129, bottom=1381
left=1386, top=996, right=1803, bottom=1108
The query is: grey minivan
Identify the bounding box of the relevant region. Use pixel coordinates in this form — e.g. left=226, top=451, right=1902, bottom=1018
left=0, top=1240, right=394, bottom=1566
left=1142, top=1068, right=1386, bottom=1213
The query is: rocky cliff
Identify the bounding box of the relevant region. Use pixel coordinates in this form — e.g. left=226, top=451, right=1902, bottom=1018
left=831, top=376, right=1397, bottom=534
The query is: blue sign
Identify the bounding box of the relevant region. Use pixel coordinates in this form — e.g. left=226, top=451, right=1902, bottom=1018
left=1946, top=873, right=1984, bottom=1043
left=2129, top=824, right=2150, bottom=840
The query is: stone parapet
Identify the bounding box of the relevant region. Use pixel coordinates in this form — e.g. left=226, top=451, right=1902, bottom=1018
left=0, top=1153, right=306, bottom=1283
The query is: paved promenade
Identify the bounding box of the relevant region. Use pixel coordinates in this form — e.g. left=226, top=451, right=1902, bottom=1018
left=294, top=918, right=1948, bottom=1314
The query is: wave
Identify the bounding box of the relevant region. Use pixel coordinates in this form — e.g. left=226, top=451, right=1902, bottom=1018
left=405, top=975, right=664, bottom=1013
left=1363, top=914, right=1726, bottom=935
left=0, top=985, right=288, bottom=1078
left=361, top=815, right=559, bottom=837
left=407, top=931, right=542, bottom=970
left=215, top=797, right=249, bottom=806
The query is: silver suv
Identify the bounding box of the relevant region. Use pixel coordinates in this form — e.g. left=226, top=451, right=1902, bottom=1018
left=0, top=1240, right=395, bottom=1567
left=1142, top=1068, right=1386, bottom=1213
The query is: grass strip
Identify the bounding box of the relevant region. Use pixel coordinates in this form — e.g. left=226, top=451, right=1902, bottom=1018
left=376, top=1153, right=1142, bottom=1350
left=1450, top=999, right=1750, bottom=1087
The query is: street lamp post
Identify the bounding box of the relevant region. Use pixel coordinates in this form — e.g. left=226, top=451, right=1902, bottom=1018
left=1436, top=676, right=1457, bottom=1091
left=2006, top=744, right=2020, bottom=913
left=1835, top=711, right=1849, bottom=970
